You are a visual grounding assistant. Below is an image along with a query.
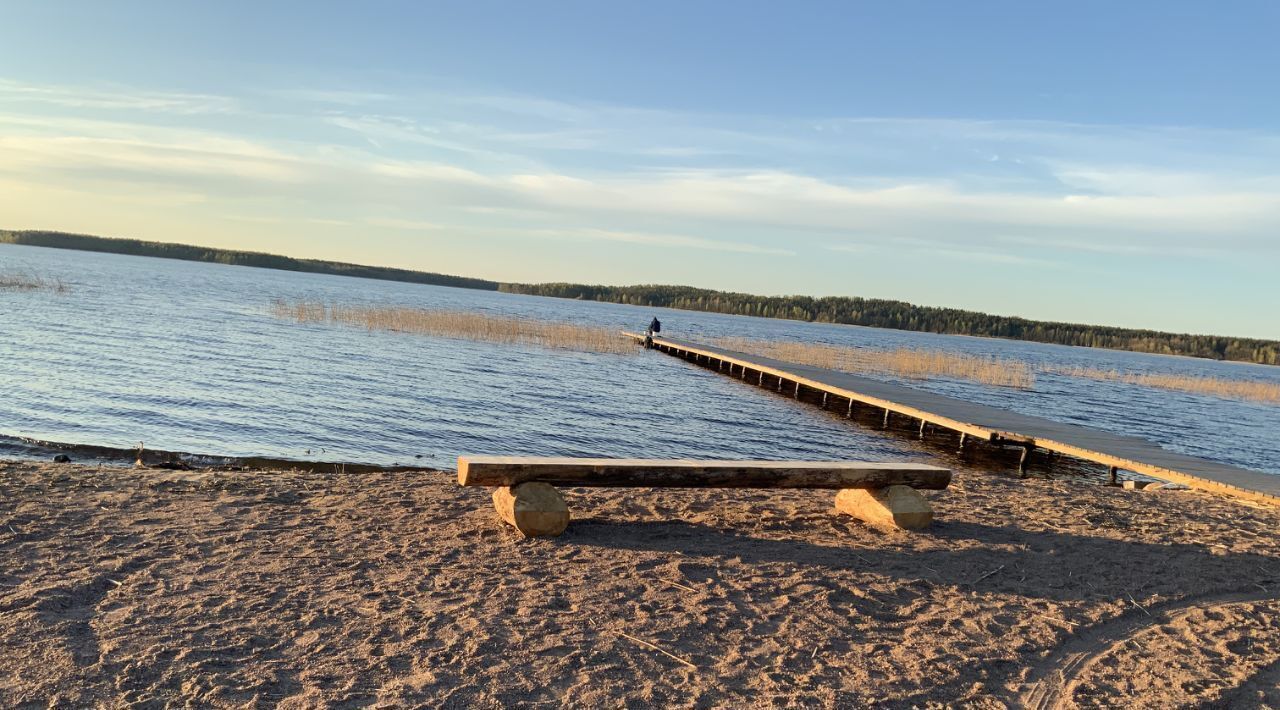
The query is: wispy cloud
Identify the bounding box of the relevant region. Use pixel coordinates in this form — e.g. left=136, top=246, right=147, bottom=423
left=0, top=78, right=237, bottom=114
left=262, top=88, right=393, bottom=106
left=0, top=133, right=308, bottom=183
left=364, top=216, right=447, bottom=231
left=530, top=227, right=795, bottom=255
left=3, top=76, right=1279, bottom=263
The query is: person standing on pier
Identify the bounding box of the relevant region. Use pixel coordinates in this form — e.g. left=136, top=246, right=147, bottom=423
left=645, top=317, right=661, bottom=348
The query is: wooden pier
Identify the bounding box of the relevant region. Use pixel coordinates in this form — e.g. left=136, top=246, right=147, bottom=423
left=626, top=333, right=1280, bottom=506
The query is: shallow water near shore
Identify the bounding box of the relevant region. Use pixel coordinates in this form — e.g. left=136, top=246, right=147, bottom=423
left=2, top=242, right=1278, bottom=474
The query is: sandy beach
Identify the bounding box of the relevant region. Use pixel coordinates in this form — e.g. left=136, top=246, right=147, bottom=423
left=2, top=459, right=1279, bottom=708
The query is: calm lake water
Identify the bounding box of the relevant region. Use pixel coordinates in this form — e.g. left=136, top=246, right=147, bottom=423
left=2, top=243, right=1277, bottom=474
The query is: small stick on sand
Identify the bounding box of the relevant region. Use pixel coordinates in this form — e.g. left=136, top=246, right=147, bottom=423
left=107, top=579, right=123, bottom=587
left=618, top=632, right=697, bottom=670
left=1033, top=613, right=1079, bottom=628
left=660, top=579, right=698, bottom=594
left=972, top=564, right=1005, bottom=585
left=1125, top=592, right=1152, bottom=617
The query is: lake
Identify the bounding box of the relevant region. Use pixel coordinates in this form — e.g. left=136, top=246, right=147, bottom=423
left=2, top=243, right=1277, bottom=475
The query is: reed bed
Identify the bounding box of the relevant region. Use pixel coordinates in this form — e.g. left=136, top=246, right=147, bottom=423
left=270, top=299, right=636, bottom=355
left=1045, top=365, right=1280, bottom=404
left=713, top=337, right=1036, bottom=389
left=0, top=270, right=68, bottom=293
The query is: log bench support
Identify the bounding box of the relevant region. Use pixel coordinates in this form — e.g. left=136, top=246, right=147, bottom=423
left=835, top=485, right=933, bottom=530
left=459, top=457, right=950, bottom=537
left=492, top=482, right=570, bottom=537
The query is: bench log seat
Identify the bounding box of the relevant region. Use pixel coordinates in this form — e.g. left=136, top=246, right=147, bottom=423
left=458, top=457, right=951, bottom=536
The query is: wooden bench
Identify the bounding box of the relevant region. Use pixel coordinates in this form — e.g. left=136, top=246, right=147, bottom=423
left=457, top=456, right=951, bottom=536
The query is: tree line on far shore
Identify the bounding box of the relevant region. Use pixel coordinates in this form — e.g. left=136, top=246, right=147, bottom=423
left=499, top=283, right=1280, bottom=366
left=0, top=230, right=501, bottom=291
left=4, top=229, right=1276, bottom=366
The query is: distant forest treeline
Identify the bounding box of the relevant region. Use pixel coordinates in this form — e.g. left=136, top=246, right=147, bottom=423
left=4, top=229, right=1276, bottom=365
left=0, top=230, right=500, bottom=291
left=500, top=283, right=1280, bottom=366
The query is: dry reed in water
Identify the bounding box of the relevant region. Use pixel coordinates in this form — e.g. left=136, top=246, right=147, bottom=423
left=270, top=299, right=636, bottom=355
left=1045, top=365, right=1280, bottom=404
left=712, top=337, right=1035, bottom=388
left=0, top=270, right=68, bottom=293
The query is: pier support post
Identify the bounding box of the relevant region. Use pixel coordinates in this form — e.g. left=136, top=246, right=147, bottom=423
left=958, top=433, right=967, bottom=453
left=1018, top=445, right=1034, bottom=476
left=1108, top=466, right=1119, bottom=486
left=794, top=381, right=801, bottom=399
left=918, top=419, right=927, bottom=439
left=758, top=371, right=764, bottom=385
left=847, top=400, right=854, bottom=417
left=882, top=409, right=890, bottom=428
left=822, top=392, right=829, bottom=408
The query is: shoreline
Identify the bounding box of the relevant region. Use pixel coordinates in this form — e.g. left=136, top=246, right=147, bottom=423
left=0, top=435, right=428, bottom=474
left=4, top=459, right=1279, bottom=706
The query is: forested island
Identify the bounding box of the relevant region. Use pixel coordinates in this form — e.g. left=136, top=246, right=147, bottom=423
left=4, top=229, right=1277, bottom=365
left=501, top=283, right=1278, bottom=365
left=0, top=230, right=499, bottom=291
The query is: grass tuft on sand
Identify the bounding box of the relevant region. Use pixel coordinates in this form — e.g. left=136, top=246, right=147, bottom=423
left=270, top=299, right=636, bottom=355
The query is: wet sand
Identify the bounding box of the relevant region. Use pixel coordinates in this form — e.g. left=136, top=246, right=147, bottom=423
left=2, top=459, right=1279, bottom=708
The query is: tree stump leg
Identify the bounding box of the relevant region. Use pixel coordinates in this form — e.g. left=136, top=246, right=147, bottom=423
left=492, top=482, right=570, bottom=537
left=835, top=485, right=934, bottom=530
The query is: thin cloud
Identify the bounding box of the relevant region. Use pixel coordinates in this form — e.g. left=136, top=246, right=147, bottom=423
left=531, top=227, right=795, bottom=256
left=0, top=78, right=237, bottom=114
left=264, top=88, right=394, bottom=105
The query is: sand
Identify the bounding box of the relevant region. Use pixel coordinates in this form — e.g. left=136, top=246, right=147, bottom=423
left=2, top=459, right=1279, bottom=708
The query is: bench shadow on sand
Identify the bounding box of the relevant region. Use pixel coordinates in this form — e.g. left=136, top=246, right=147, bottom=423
left=564, top=518, right=1280, bottom=603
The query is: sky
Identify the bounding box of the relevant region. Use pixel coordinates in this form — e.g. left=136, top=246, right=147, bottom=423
left=1, top=1, right=1277, bottom=338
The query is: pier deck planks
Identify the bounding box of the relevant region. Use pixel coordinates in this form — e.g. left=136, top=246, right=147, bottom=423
left=627, top=333, right=1280, bottom=505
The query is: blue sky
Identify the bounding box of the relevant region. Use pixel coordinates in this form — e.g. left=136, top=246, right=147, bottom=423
left=1, top=1, right=1277, bottom=338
